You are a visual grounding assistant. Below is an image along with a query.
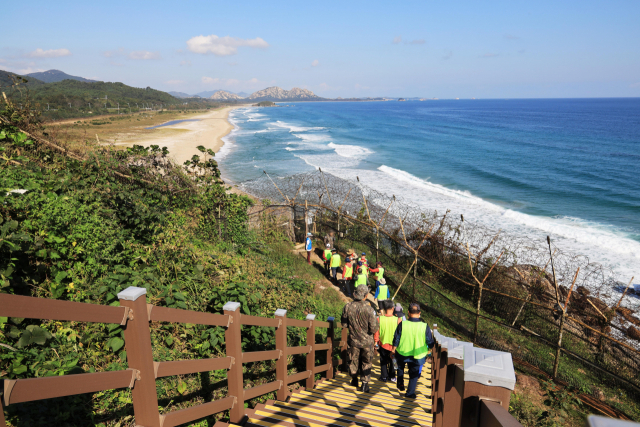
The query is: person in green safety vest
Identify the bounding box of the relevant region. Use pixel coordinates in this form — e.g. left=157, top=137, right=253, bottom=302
left=374, top=300, right=401, bottom=382
left=369, top=261, right=385, bottom=293
left=343, top=257, right=354, bottom=296
left=330, top=248, right=341, bottom=280
left=322, top=244, right=332, bottom=276
left=391, top=302, right=435, bottom=399
left=354, top=267, right=368, bottom=291
left=374, top=278, right=390, bottom=302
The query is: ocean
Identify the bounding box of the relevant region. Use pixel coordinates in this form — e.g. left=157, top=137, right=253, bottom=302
left=218, top=99, right=640, bottom=287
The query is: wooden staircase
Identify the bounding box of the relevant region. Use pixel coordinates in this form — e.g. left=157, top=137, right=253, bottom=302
left=240, top=361, right=433, bottom=427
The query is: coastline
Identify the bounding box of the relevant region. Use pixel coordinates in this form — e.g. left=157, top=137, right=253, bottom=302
left=126, top=104, right=249, bottom=166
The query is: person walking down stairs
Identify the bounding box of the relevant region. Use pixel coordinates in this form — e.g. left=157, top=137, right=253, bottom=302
left=341, top=285, right=379, bottom=393
left=343, top=256, right=354, bottom=296
left=374, top=278, right=390, bottom=303
left=374, top=300, right=401, bottom=383
left=391, top=303, right=435, bottom=399
left=330, top=248, right=341, bottom=280
left=305, top=232, right=313, bottom=265
left=322, top=244, right=332, bottom=276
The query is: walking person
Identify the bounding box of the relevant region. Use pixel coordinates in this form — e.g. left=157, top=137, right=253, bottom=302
left=341, top=285, right=378, bottom=393
left=330, top=248, right=341, bottom=280
left=343, top=257, right=354, bottom=296
left=354, top=267, right=368, bottom=290
left=391, top=303, right=435, bottom=399
left=374, top=300, right=401, bottom=383
left=369, top=261, right=385, bottom=293
left=305, top=233, right=313, bottom=265
left=394, top=303, right=407, bottom=321
left=323, top=244, right=332, bottom=275
left=374, top=278, right=390, bottom=303
left=324, top=231, right=335, bottom=249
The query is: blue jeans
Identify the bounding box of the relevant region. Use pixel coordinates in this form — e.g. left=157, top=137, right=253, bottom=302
left=331, top=267, right=338, bottom=279
left=396, top=356, right=422, bottom=398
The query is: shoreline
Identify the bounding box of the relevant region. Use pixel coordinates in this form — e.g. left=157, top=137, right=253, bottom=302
left=125, top=104, right=250, bottom=166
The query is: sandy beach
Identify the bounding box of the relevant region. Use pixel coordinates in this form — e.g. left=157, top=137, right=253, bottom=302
left=126, top=105, right=248, bottom=166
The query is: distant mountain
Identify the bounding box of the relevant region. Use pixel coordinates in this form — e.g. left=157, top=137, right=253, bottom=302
left=237, top=92, right=250, bottom=98
left=0, top=70, right=46, bottom=88
left=248, top=87, right=322, bottom=101
left=210, top=90, right=244, bottom=100
left=195, top=89, right=247, bottom=98
left=25, top=69, right=98, bottom=83
left=168, top=91, right=192, bottom=98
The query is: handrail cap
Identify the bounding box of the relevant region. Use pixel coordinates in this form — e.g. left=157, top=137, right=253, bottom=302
left=587, top=415, right=640, bottom=427
left=275, top=309, right=287, bottom=317
left=463, top=346, right=516, bottom=390
left=448, top=340, right=472, bottom=359
left=117, top=287, right=147, bottom=301
left=223, top=302, right=241, bottom=312
left=306, top=314, right=316, bottom=320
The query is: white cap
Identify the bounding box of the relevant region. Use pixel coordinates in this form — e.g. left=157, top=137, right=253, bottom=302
left=463, top=346, right=516, bottom=390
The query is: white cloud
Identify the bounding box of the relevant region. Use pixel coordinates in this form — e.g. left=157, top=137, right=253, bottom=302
left=392, top=36, right=402, bottom=44
left=128, top=51, right=161, bottom=60
left=27, top=48, right=71, bottom=58
left=103, top=48, right=125, bottom=58
left=180, top=60, right=192, bottom=67
left=311, top=59, right=320, bottom=67
left=187, top=35, right=269, bottom=56
left=165, top=80, right=184, bottom=85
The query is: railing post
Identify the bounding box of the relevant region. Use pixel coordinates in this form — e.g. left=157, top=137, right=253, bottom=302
left=224, top=302, right=244, bottom=424
left=1, top=397, right=7, bottom=427
left=327, top=317, right=335, bottom=380
left=118, top=287, right=161, bottom=427
left=443, top=340, right=473, bottom=427
left=434, top=335, right=456, bottom=427
left=275, top=309, right=288, bottom=401
left=306, top=314, right=316, bottom=389
left=457, top=347, right=517, bottom=427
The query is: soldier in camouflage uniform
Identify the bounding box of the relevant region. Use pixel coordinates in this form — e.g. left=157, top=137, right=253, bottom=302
left=341, top=285, right=378, bottom=393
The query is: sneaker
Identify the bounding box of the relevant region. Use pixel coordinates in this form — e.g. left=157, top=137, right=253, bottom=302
left=405, top=393, right=417, bottom=399
left=378, top=376, right=388, bottom=382
left=350, top=377, right=359, bottom=388
left=390, top=377, right=397, bottom=383
left=360, top=382, right=370, bottom=393
left=397, top=383, right=405, bottom=392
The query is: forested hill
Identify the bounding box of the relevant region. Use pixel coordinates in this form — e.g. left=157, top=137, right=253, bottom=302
left=0, top=70, right=45, bottom=88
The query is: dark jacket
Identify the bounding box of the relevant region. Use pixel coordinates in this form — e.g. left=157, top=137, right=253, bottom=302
left=341, top=300, right=378, bottom=348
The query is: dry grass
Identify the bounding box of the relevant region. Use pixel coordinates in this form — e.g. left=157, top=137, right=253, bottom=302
left=44, top=109, right=215, bottom=154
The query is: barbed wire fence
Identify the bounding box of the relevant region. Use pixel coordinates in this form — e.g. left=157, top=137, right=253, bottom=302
left=239, top=169, right=640, bottom=411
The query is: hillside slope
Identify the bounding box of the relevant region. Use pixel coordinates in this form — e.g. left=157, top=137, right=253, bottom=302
left=248, top=86, right=323, bottom=101
left=26, top=69, right=97, bottom=83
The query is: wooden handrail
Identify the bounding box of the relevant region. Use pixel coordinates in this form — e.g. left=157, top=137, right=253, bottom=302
left=159, top=396, right=235, bottom=427
left=0, top=290, right=338, bottom=426
left=3, top=370, right=137, bottom=405
left=286, top=345, right=312, bottom=355
left=479, top=400, right=523, bottom=427
left=154, top=357, right=233, bottom=378
left=242, top=350, right=281, bottom=364
left=148, top=305, right=230, bottom=327
left=0, top=293, right=128, bottom=325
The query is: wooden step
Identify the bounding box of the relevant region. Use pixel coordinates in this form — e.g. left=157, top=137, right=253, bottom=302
left=268, top=399, right=423, bottom=427
left=315, top=380, right=432, bottom=405
left=291, top=390, right=433, bottom=423
left=293, top=388, right=432, bottom=415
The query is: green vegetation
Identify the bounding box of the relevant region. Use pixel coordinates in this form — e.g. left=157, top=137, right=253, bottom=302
left=0, top=101, right=344, bottom=426
left=1, top=71, right=221, bottom=120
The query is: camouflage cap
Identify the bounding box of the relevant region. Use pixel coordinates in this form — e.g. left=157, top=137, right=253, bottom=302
left=353, top=285, right=369, bottom=300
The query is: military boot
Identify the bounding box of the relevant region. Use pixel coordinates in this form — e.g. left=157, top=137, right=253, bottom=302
left=350, top=376, right=359, bottom=388
left=360, top=382, right=370, bottom=393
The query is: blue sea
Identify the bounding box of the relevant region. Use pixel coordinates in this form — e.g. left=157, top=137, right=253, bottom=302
left=218, top=99, right=640, bottom=285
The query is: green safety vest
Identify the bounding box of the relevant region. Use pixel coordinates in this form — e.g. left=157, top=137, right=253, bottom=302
left=324, top=249, right=332, bottom=261
left=344, top=263, right=353, bottom=278
left=378, top=284, right=389, bottom=300
left=375, top=267, right=385, bottom=280
left=379, top=315, right=398, bottom=346
left=397, top=321, right=429, bottom=359
left=330, top=254, right=341, bottom=268
left=355, top=273, right=368, bottom=287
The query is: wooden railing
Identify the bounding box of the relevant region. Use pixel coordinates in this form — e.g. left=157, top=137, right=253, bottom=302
left=430, top=326, right=524, bottom=427
left=0, top=287, right=347, bottom=427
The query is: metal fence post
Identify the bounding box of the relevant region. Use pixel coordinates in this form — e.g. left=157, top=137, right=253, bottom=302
left=118, top=287, right=160, bottom=427
left=224, top=302, right=244, bottom=423
left=275, top=309, right=288, bottom=401
left=306, top=314, right=316, bottom=389
left=327, top=317, right=335, bottom=380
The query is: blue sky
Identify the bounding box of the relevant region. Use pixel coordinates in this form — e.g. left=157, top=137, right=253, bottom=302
left=3, top=0, right=640, bottom=98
